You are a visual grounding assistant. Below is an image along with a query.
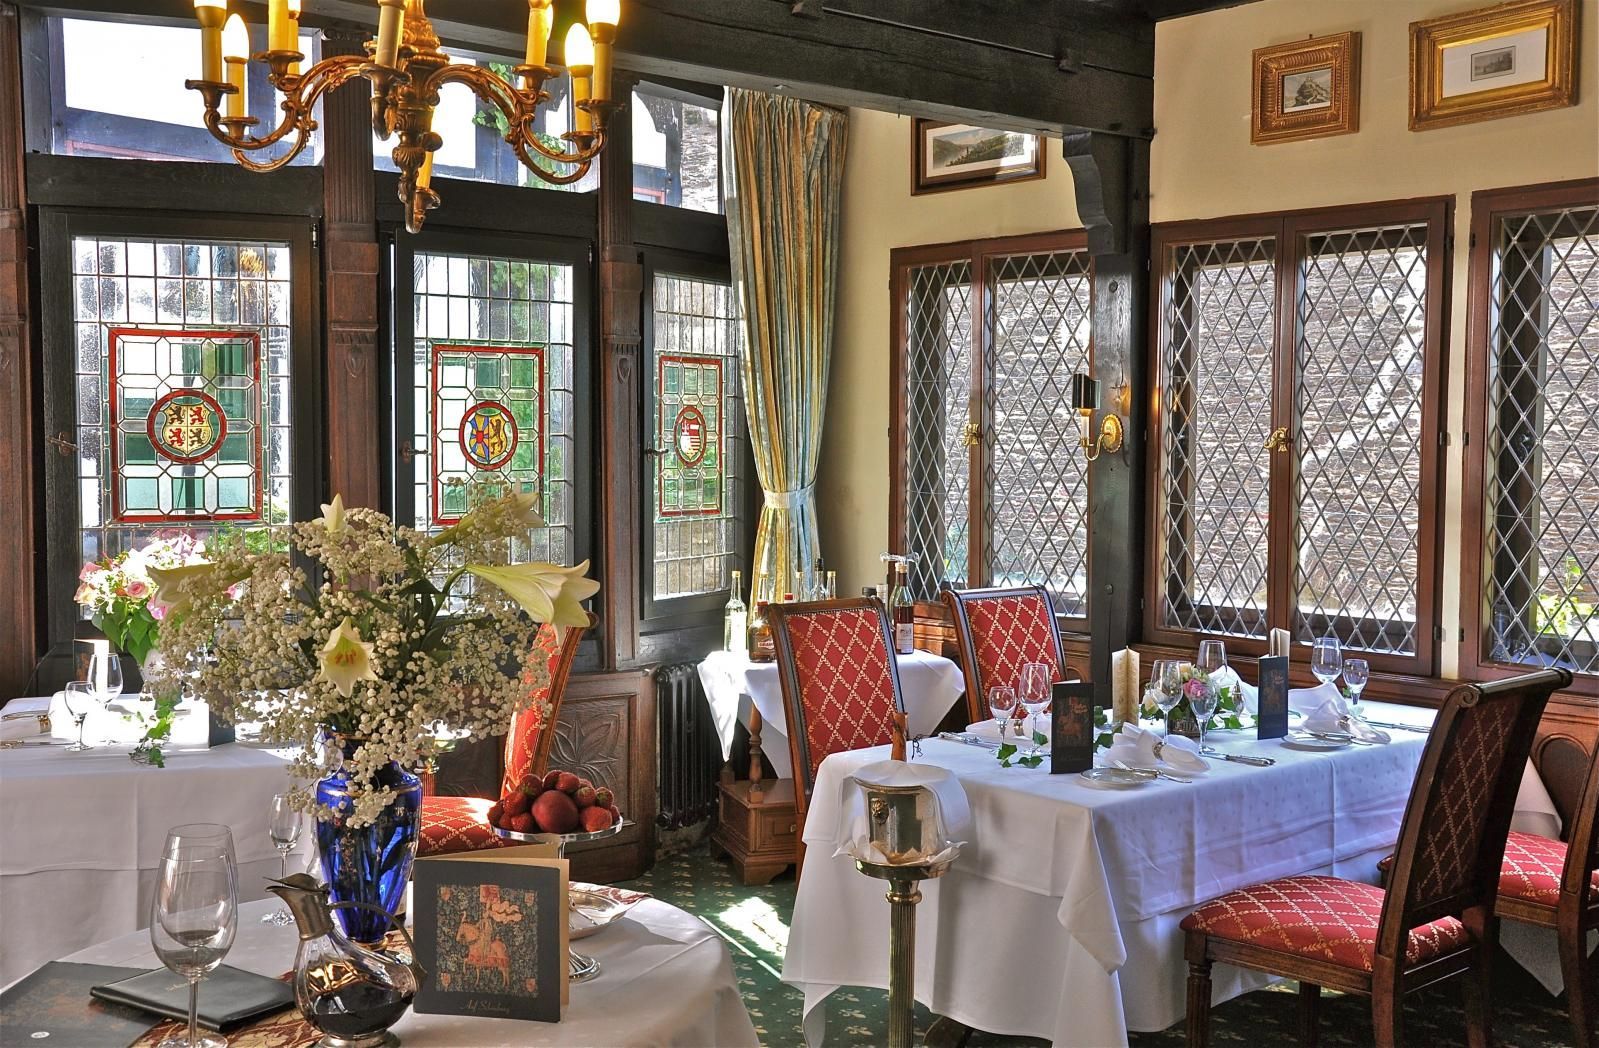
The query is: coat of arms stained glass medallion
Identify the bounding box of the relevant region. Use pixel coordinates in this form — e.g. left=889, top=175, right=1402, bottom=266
left=657, top=354, right=723, bottom=519
left=430, top=345, right=545, bottom=526
left=108, top=328, right=263, bottom=522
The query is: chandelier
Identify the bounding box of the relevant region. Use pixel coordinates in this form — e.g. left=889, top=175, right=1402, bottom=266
left=186, top=0, right=622, bottom=232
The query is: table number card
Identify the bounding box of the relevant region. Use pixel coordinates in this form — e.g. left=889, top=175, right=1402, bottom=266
left=1257, top=655, right=1289, bottom=739
left=1050, top=682, right=1096, bottom=774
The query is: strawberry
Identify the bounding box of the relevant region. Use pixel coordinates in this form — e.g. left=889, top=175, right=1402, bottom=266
left=508, top=812, right=535, bottom=834
left=607, top=804, right=621, bottom=822
left=486, top=803, right=504, bottom=826
left=593, top=787, right=614, bottom=808
left=542, top=770, right=562, bottom=790
left=503, top=791, right=533, bottom=818
left=579, top=806, right=614, bottom=833
left=555, top=771, right=581, bottom=794
left=573, top=785, right=597, bottom=809
left=519, top=779, right=544, bottom=799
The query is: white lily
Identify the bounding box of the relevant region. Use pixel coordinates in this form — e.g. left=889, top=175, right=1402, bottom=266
left=465, top=560, right=599, bottom=627
left=317, top=617, right=379, bottom=698
left=148, top=562, right=244, bottom=619
left=319, top=494, right=347, bottom=534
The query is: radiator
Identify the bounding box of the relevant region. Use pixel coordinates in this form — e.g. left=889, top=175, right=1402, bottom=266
left=655, top=663, right=722, bottom=830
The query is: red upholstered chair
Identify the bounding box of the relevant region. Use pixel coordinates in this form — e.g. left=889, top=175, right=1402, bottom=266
left=942, top=585, right=1071, bottom=722
left=416, top=614, right=592, bottom=857
left=1181, top=668, right=1571, bottom=1048
left=767, top=597, right=907, bottom=877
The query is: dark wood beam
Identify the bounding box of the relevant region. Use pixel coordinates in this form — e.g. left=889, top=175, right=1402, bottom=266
left=0, top=2, right=38, bottom=699
left=26, top=154, right=322, bottom=215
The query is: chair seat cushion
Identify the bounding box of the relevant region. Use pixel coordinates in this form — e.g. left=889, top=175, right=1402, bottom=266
left=1499, top=830, right=1599, bottom=906
left=1180, top=875, right=1469, bottom=972
left=418, top=796, right=516, bottom=856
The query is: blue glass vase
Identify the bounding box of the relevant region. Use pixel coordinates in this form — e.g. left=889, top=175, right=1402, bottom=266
left=314, top=737, right=423, bottom=944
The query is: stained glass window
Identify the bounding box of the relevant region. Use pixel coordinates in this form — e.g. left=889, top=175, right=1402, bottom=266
left=73, top=234, right=293, bottom=568
left=650, top=275, right=744, bottom=602
left=412, top=250, right=575, bottom=563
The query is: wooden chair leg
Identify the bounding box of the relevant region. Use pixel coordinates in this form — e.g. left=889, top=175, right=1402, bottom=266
left=1463, top=913, right=1496, bottom=1048
left=1561, top=919, right=1596, bottom=1048
left=1371, top=987, right=1404, bottom=1048
left=1186, top=958, right=1213, bottom=1048
left=1297, top=982, right=1321, bottom=1047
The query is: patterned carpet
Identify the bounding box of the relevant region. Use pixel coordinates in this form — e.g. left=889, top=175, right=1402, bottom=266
left=618, top=842, right=1583, bottom=1047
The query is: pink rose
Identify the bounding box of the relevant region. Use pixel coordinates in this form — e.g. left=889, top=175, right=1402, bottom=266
left=150, top=602, right=167, bottom=621
left=79, top=563, right=99, bottom=582
left=123, top=580, right=150, bottom=600
left=1184, top=679, right=1210, bottom=701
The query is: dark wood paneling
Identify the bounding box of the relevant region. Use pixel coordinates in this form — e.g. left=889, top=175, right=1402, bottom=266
left=632, top=201, right=727, bottom=257
left=0, top=2, right=38, bottom=699
left=25, top=154, right=323, bottom=215
left=373, top=173, right=598, bottom=241
left=552, top=669, right=657, bottom=883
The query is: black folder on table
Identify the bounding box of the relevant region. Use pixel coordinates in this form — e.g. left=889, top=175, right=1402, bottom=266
left=90, top=964, right=294, bottom=1033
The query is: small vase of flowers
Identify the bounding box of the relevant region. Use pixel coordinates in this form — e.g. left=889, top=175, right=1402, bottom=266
left=1139, top=665, right=1249, bottom=741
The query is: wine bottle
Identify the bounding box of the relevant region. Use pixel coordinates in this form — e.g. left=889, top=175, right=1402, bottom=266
left=748, top=601, right=775, bottom=663
left=723, top=570, right=748, bottom=654
left=889, top=563, right=915, bottom=655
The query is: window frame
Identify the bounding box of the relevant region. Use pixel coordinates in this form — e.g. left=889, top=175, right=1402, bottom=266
left=637, top=247, right=757, bottom=630
left=629, top=79, right=725, bottom=216
left=1144, top=197, right=1452, bottom=678
left=1461, top=177, right=1599, bottom=697
left=888, top=228, right=1096, bottom=636
left=36, top=207, right=323, bottom=654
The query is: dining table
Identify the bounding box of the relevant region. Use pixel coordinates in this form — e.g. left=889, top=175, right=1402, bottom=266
left=782, top=699, right=1569, bottom=1048
left=34, top=896, right=760, bottom=1047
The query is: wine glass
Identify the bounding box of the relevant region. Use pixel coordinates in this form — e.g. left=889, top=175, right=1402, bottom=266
left=1344, top=658, right=1370, bottom=712
left=1187, top=677, right=1221, bottom=750
left=151, top=824, right=238, bottom=1048
left=262, top=794, right=302, bottom=926
left=988, top=686, right=1018, bottom=740
left=1017, top=662, right=1052, bottom=755
left=90, top=651, right=124, bottom=706
left=61, top=681, right=99, bottom=752
left=1154, top=661, right=1186, bottom=736
left=1196, top=640, right=1227, bottom=676
left=1311, top=636, right=1342, bottom=691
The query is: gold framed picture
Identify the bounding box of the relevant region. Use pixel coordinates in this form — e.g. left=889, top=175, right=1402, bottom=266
left=1251, top=32, right=1361, bottom=146
left=1410, top=0, right=1578, bottom=131
left=911, top=120, right=1045, bottom=195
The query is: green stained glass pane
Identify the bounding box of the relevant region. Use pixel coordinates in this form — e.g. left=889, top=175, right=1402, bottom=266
left=684, top=368, right=700, bottom=395
left=509, top=356, right=535, bottom=389
left=126, top=395, right=156, bottom=419
left=513, top=401, right=535, bottom=428
left=124, top=434, right=157, bottom=465
left=512, top=442, right=535, bottom=471
left=215, top=340, right=248, bottom=376
left=215, top=387, right=249, bottom=420
left=180, top=341, right=204, bottom=375
left=219, top=433, right=250, bottom=463
left=665, top=366, right=679, bottom=395
left=218, top=477, right=250, bottom=509
left=443, top=485, right=468, bottom=515
left=125, top=477, right=158, bottom=510
left=703, top=479, right=719, bottom=507
left=171, top=476, right=202, bottom=510
left=664, top=477, right=680, bottom=508
left=474, top=358, right=500, bottom=388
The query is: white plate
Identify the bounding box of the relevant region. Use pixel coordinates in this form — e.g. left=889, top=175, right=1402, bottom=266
left=1282, top=731, right=1351, bottom=751
left=1079, top=767, right=1152, bottom=789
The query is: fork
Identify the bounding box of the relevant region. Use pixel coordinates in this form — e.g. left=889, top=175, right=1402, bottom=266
left=1112, top=758, right=1192, bottom=784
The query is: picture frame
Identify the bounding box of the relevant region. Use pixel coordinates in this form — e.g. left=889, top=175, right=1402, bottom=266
left=1251, top=32, right=1361, bottom=146
left=911, top=120, right=1045, bottom=195
left=1409, top=0, right=1578, bottom=131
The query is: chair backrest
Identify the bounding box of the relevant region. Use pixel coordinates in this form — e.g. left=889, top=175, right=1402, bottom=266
left=500, top=613, right=593, bottom=794
left=768, top=597, right=907, bottom=803
left=1378, top=668, right=1571, bottom=965
left=942, top=585, right=1068, bottom=722
left=1562, top=729, right=1599, bottom=908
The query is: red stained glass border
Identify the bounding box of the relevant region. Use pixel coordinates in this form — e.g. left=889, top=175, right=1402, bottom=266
left=429, top=344, right=546, bottom=528
left=107, top=327, right=264, bottom=524
left=657, top=353, right=724, bottom=519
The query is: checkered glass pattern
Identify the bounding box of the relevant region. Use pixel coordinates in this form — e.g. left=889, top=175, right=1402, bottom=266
left=985, top=251, right=1093, bottom=618
left=1157, top=238, right=1277, bottom=637
left=73, top=235, right=293, bottom=568
left=1293, top=224, right=1429, bottom=654
left=412, top=250, right=574, bottom=564
left=902, top=260, right=973, bottom=599
left=1484, top=205, right=1599, bottom=675
left=651, top=275, right=745, bottom=600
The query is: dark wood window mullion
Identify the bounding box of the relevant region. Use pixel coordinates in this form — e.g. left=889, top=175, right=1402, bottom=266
left=1165, top=248, right=1200, bottom=635
left=969, top=246, right=990, bottom=592
left=1268, top=216, right=1299, bottom=645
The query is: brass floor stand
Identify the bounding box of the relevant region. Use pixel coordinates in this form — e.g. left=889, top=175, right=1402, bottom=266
left=854, top=857, right=953, bottom=1048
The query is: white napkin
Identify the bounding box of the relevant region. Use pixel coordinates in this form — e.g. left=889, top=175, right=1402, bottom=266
left=965, top=718, right=1048, bottom=745
left=1288, top=681, right=1343, bottom=714
left=832, top=759, right=970, bottom=866
left=0, top=697, right=50, bottom=742
left=1300, top=695, right=1391, bottom=744
left=1105, top=722, right=1207, bottom=774
left=1210, top=666, right=1259, bottom=714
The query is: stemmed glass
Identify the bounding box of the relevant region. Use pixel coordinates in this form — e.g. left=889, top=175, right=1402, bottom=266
left=262, top=794, right=302, bottom=926
left=1344, top=658, right=1370, bottom=712
left=61, top=681, right=101, bottom=752
left=1153, top=661, right=1186, bottom=736
left=90, top=652, right=124, bottom=725
left=1311, top=636, right=1342, bottom=692
left=1188, top=675, right=1221, bottom=750
left=988, top=686, right=1018, bottom=740
left=150, top=824, right=238, bottom=1048
left=1017, top=662, right=1053, bottom=755
left=1196, top=640, right=1227, bottom=677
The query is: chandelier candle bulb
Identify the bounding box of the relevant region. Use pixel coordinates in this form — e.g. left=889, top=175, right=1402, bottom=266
left=526, top=0, right=553, bottom=69
left=565, top=22, right=594, bottom=132
left=267, top=0, right=292, bottom=54
left=586, top=0, right=619, bottom=102
left=374, top=0, right=405, bottom=67
left=286, top=0, right=302, bottom=74
left=417, top=149, right=434, bottom=190
left=193, top=0, right=227, bottom=83
left=222, top=14, right=249, bottom=118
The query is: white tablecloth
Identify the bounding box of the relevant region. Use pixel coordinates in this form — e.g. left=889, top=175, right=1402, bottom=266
left=0, top=704, right=310, bottom=987
left=52, top=897, right=759, bottom=1047
left=698, top=649, right=966, bottom=780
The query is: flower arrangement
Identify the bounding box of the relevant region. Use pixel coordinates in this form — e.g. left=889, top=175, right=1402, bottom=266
left=1140, top=665, right=1250, bottom=732
left=148, top=490, right=598, bottom=826
left=74, top=535, right=209, bottom=665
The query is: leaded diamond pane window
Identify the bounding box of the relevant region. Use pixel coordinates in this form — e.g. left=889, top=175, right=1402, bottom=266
left=1293, top=224, right=1430, bottom=654
left=411, top=250, right=575, bottom=564
left=1484, top=203, right=1599, bottom=675
left=650, top=274, right=745, bottom=601
left=73, top=234, right=293, bottom=568
left=986, top=250, right=1093, bottom=617
left=1157, top=238, right=1276, bottom=637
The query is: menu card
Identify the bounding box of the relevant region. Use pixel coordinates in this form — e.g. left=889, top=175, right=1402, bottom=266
left=1256, top=655, right=1289, bottom=739
left=0, top=962, right=153, bottom=1047
left=1050, top=682, right=1096, bottom=774
left=411, top=842, right=570, bottom=1023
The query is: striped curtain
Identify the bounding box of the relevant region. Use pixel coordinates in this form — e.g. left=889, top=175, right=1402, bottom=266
left=723, top=89, right=848, bottom=604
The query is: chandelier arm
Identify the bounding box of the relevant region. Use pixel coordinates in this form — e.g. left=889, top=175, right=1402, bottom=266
left=512, top=117, right=601, bottom=166
left=429, top=64, right=602, bottom=175
left=508, top=135, right=596, bottom=185
left=194, top=53, right=368, bottom=159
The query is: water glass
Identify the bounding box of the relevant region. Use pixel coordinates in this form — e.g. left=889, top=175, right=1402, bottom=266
left=1154, top=661, right=1186, bottom=734
left=1344, top=658, right=1370, bottom=711
left=1310, top=636, right=1342, bottom=687
left=151, top=824, right=238, bottom=1048
left=1188, top=681, right=1221, bottom=749
left=62, top=681, right=99, bottom=752
left=1196, top=640, right=1227, bottom=676
left=263, top=794, right=302, bottom=926
left=89, top=652, right=125, bottom=707
left=1017, top=662, right=1053, bottom=754
left=988, top=686, right=1018, bottom=739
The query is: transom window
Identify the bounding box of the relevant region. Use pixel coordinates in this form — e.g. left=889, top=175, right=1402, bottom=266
left=631, top=85, right=722, bottom=214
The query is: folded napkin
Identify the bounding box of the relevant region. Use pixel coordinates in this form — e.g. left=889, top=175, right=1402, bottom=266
left=1104, top=723, right=1207, bottom=774
left=965, top=718, right=1048, bottom=745
left=832, top=759, right=970, bottom=866
left=1209, top=666, right=1259, bottom=715
left=0, top=697, right=51, bottom=742
left=1300, top=695, right=1391, bottom=744
left=1288, top=681, right=1343, bottom=714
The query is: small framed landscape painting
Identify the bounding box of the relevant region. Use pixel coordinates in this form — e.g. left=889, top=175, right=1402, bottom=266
left=1251, top=31, right=1361, bottom=145
left=1409, top=0, right=1577, bottom=131
left=912, top=120, right=1045, bottom=195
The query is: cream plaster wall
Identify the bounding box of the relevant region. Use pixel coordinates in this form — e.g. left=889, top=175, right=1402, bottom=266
left=822, top=1, right=1598, bottom=675
left=820, top=108, right=1082, bottom=595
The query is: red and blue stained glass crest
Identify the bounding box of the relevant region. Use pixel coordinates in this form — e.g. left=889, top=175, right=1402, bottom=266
left=657, top=354, right=723, bottom=519
left=430, top=344, right=545, bottom=525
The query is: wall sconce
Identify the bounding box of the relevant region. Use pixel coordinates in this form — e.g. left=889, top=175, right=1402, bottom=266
left=1070, top=374, right=1124, bottom=462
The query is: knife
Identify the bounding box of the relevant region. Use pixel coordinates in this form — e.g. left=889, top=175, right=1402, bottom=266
left=1199, top=747, right=1275, bottom=767
left=936, top=731, right=1000, bottom=751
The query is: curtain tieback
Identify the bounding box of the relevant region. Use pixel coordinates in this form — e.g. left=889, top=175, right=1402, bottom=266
left=763, top=485, right=815, bottom=511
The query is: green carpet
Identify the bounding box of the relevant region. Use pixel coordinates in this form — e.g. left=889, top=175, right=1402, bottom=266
left=619, top=843, right=1582, bottom=1047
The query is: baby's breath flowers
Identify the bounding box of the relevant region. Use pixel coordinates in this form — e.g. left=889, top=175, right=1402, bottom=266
left=148, top=490, right=599, bottom=827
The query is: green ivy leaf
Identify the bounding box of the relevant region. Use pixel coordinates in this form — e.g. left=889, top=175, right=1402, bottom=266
left=1032, top=729, right=1048, bottom=746
left=1018, top=754, right=1044, bottom=769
